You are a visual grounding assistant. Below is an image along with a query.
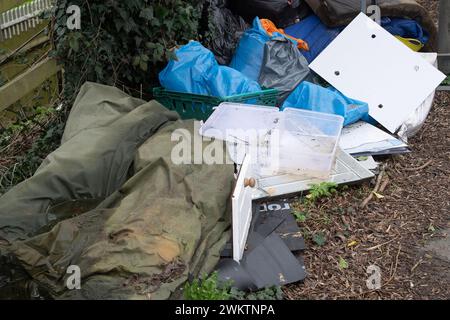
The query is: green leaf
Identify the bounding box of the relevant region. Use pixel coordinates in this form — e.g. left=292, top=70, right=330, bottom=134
left=132, top=56, right=140, bottom=67
left=306, top=182, right=339, bottom=203
left=293, top=210, right=307, bottom=223
left=139, top=60, right=148, bottom=71
left=338, top=257, right=349, bottom=270
left=442, top=75, right=450, bottom=86
left=69, top=36, right=79, bottom=52
left=313, top=232, right=327, bottom=246
left=140, top=7, right=154, bottom=20
left=184, top=272, right=231, bottom=300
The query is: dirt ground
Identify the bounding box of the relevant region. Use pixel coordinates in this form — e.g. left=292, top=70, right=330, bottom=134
left=285, top=0, right=449, bottom=299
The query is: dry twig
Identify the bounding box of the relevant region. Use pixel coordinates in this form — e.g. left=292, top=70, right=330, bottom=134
left=360, top=165, right=386, bottom=208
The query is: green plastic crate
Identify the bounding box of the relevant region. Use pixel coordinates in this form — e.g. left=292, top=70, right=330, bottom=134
left=153, top=87, right=279, bottom=121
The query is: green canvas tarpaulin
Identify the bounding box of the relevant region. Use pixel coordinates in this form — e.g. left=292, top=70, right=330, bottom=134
left=0, top=82, right=234, bottom=299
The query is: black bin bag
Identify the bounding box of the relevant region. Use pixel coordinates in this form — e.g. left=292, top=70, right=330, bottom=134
left=258, top=37, right=311, bottom=104
left=203, top=0, right=249, bottom=65
left=229, top=0, right=311, bottom=28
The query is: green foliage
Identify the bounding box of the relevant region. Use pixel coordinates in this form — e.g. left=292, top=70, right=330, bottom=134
left=312, top=232, right=327, bottom=246
left=306, top=182, right=338, bottom=203
left=228, top=286, right=283, bottom=300
left=293, top=210, right=308, bottom=223
left=183, top=272, right=284, bottom=300
left=442, top=75, right=450, bottom=86
left=184, top=272, right=231, bottom=300
left=0, top=108, right=64, bottom=195
left=1, top=1, right=208, bottom=194
left=338, top=257, right=349, bottom=270
left=246, top=287, right=284, bottom=300
left=14, top=52, right=29, bottom=65
left=50, top=0, right=204, bottom=102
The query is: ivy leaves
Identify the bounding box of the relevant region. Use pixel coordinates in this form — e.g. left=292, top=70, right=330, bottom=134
left=133, top=54, right=149, bottom=72
left=67, top=32, right=83, bottom=56
left=51, top=0, right=203, bottom=101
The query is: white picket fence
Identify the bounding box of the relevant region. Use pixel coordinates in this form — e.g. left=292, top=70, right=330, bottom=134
left=0, top=0, right=54, bottom=40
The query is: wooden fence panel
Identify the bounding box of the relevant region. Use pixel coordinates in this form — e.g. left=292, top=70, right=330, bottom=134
left=0, top=0, right=28, bottom=14
left=0, top=57, right=60, bottom=112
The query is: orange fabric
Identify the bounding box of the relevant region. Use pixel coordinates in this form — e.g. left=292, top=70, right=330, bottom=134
left=261, top=19, right=309, bottom=51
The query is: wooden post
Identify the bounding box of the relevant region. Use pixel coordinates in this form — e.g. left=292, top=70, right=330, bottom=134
left=0, top=14, right=4, bottom=41
left=438, top=0, right=450, bottom=75
left=360, top=0, right=367, bottom=13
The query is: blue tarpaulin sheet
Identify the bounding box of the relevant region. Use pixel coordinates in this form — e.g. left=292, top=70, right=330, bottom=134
left=284, top=15, right=342, bottom=63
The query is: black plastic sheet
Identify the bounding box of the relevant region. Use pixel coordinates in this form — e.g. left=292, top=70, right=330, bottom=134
left=217, top=200, right=306, bottom=291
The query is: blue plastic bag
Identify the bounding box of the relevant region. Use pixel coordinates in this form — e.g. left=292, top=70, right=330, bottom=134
left=207, top=66, right=261, bottom=97
left=159, top=41, right=215, bottom=95
left=229, top=18, right=271, bottom=81
left=284, top=15, right=342, bottom=64
left=159, top=41, right=261, bottom=97
left=381, top=17, right=429, bottom=44
left=281, top=82, right=369, bottom=127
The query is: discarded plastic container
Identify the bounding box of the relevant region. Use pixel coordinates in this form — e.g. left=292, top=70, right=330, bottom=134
left=273, top=108, right=344, bottom=178
left=200, top=103, right=344, bottom=179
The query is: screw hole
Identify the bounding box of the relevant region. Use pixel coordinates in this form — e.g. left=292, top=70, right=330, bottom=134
left=378, top=104, right=383, bottom=109
left=371, top=34, right=376, bottom=38
left=335, top=71, right=340, bottom=76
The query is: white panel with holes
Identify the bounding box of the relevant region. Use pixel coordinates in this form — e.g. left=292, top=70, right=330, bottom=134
left=232, top=154, right=255, bottom=262
left=310, top=13, right=446, bottom=133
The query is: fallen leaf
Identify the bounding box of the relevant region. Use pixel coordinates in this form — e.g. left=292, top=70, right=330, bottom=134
left=373, top=192, right=385, bottom=199
left=339, top=257, right=349, bottom=270
left=348, top=240, right=358, bottom=247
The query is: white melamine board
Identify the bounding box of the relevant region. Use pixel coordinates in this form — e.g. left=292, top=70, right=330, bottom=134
left=310, top=13, right=446, bottom=133
left=232, top=154, right=254, bottom=262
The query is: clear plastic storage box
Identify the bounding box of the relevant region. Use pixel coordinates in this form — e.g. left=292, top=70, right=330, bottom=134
left=199, top=103, right=344, bottom=179
left=274, top=108, right=344, bottom=178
